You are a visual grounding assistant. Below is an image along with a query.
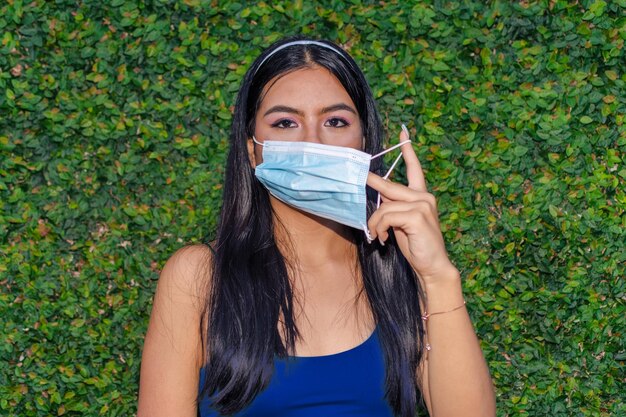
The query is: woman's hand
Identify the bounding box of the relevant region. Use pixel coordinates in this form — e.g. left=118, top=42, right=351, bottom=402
left=366, top=126, right=458, bottom=284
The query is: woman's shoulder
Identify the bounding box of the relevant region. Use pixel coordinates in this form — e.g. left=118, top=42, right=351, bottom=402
left=163, top=243, right=214, bottom=272
left=157, top=243, right=214, bottom=309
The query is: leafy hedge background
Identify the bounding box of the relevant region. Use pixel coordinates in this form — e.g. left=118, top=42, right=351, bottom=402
left=1, top=0, right=625, bottom=416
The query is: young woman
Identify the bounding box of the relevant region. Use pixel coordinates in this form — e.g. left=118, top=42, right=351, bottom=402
left=137, top=37, right=496, bottom=417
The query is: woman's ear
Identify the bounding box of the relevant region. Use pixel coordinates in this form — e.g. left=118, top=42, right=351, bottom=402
left=247, top=137, right=257, bottom=168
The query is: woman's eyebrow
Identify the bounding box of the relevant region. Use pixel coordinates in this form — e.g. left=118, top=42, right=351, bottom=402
left=263, top=105, right=304, bottom=117
left=320, top=103, right=357, bottom=115
left=263, top=103, right=357, bottom=117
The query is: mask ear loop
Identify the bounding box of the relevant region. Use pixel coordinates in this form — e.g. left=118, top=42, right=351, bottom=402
left=370, top=139, right=411, bottom=209
left=376, top=152, right=404, bottom=209
left=363, top=225, right=373, bottom=243
left=361, top=139, right=411, bottom=243
left=252, top=136, right=264, bottom=146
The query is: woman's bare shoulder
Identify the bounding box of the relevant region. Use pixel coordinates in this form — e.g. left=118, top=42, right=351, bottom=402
left=163, top=243, right=214, bottom=276
left=157, top=243, right=214, bottom=308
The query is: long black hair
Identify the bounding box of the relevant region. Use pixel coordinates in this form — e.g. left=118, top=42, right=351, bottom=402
left=198, top=36, right=426, bottom=416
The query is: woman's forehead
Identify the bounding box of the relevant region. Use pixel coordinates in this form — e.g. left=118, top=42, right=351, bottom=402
left=258, top=66, right=356, bottom=112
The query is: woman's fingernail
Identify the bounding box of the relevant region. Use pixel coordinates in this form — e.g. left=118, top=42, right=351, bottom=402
left=378, top=237, right=385, bottom=246
left=401, top=124, right=410, bottom=137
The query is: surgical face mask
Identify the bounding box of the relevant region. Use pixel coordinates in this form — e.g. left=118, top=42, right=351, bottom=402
left=252, top=137, right=409, bottom=240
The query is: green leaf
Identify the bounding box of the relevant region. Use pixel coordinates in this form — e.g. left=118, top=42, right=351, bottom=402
left=549, top=204, right=559, bottom=217
left=513, top=145, right=529, bottom=156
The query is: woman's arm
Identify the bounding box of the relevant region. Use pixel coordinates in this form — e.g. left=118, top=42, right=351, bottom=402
left=418, top=269, right=496, bottom=417
left=137, top=244, right=212, bottom=417
left=366, top=126, right=495, bottom=416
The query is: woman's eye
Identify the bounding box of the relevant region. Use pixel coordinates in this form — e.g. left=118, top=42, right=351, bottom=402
left=271, top=119, right=297, bottom=129
left=325, top=117, right=349, bottom=128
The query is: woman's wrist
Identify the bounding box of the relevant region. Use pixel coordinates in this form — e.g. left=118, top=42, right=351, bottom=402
left=420, top=266, right=465, bottom=313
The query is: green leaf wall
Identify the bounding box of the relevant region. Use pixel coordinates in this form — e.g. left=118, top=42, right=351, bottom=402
left=1, top=1, right=624, bottom=415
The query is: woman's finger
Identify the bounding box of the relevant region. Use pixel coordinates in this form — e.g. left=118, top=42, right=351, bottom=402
left=369, top=209, right=413, bottom=242
left=367, top=172, right=421, bottom=202
left=369, top=206, right=435, bottom=244
left=368, top=199, right=438, bottom=241
left=400, top=125, right=428, bottom=192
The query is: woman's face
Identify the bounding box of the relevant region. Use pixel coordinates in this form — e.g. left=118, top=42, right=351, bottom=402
left=251, top=66, right=363, bottom=164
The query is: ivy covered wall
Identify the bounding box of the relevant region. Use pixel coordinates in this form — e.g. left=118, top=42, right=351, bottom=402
left=1, top=1, right=624, bottom=415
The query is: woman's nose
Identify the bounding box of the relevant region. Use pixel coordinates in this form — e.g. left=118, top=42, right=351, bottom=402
left=301, top=123, right=323, bottom=144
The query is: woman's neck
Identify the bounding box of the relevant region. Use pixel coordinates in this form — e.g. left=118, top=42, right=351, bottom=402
left=269, top=197, right=357, bottom=270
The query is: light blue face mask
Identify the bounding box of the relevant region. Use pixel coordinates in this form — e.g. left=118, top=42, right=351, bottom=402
left=252, top=137, right=409, bottom=240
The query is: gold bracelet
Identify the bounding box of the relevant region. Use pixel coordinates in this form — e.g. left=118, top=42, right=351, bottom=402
left=421, top=300, right=466, bottom=321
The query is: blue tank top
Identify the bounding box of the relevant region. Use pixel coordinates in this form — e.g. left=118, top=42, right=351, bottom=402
left=197, top=327, right=395, bottom=416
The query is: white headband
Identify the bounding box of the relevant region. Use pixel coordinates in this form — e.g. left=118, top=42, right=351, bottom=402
left=253, top=40, right=345, bottom=75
